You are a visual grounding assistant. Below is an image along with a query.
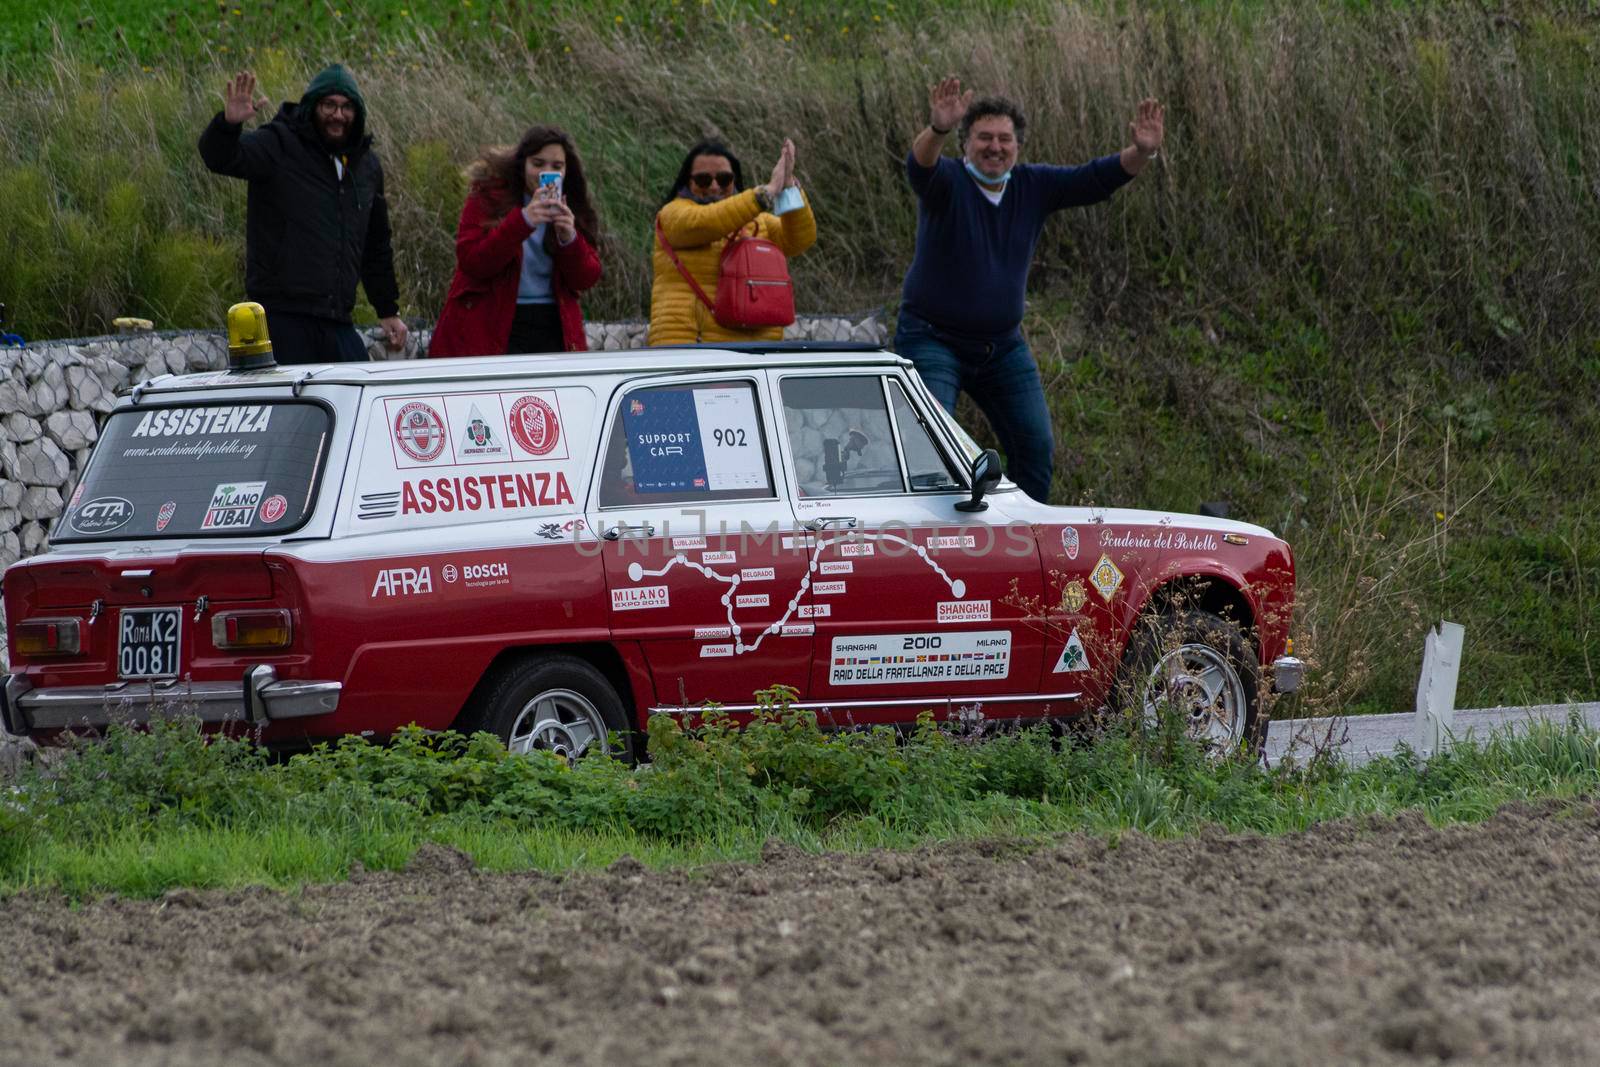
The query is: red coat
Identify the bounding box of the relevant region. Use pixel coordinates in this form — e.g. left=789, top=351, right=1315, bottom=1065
left=429, top=187, right=602, bottom=356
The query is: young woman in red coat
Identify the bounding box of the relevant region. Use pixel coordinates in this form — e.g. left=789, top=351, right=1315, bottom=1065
left=430, top=125, right=602, bottom=356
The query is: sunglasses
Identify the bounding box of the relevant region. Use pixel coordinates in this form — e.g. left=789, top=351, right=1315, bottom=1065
left=690, top=172, right=736, bottom=190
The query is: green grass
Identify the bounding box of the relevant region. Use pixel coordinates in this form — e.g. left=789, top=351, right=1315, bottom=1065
left=5, top=705, right=1599, bottom=899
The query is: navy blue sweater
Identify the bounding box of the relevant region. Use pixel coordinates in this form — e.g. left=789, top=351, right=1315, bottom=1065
left=900, top=153, right=1132, bottom=339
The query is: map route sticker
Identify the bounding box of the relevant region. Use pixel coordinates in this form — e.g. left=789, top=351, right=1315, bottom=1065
left=1090, top=554, right=1125, bottom=603
left=1053, top=627, right=1090, bottom=673
left=621, top=530, right=970, bottom=657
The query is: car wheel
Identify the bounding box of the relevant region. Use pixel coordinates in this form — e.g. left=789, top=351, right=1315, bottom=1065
left=1120, top=608, right=1262, bottom=755
left=467, top=654, right=638, bottom=763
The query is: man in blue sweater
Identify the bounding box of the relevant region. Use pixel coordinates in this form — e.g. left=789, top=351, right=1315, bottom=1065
left=897, top=77, right=1164, bottom=502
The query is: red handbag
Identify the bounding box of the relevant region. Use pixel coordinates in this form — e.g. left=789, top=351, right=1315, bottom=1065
left=655, top=216, right=796, bottom=331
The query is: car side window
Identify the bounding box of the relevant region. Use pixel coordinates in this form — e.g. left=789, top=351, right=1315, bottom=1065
left=599, top=380, right=775, bottom=507
left=780, top=375, right=905, bottom=498
left=888, top=380, right=962, bottom=491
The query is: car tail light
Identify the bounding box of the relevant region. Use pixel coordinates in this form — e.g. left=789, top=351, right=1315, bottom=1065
left=14, top=617, right=83, bottom=656
left=211, top=610, right=292, bottom=650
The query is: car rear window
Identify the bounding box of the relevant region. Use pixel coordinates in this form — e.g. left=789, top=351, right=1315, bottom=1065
left=54, top=400, right=331, bottom=541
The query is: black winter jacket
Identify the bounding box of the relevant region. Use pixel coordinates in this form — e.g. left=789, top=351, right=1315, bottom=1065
left=199, top=104, right=400, bottom=323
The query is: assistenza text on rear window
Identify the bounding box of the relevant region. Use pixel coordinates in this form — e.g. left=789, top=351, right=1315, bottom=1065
left=54, top=401, right=330, bottom=541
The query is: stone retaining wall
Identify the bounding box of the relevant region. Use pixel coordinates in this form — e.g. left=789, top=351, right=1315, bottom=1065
left=0, top=313, right=887, bottom=680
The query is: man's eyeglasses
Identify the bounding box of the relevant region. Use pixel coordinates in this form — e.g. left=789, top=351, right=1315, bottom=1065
left=690, top=172, right=735, bottom=190
left=317, top=100, right=357, bottom=117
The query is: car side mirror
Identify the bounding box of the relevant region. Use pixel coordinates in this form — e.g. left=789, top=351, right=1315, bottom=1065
left=955, top=448, right=1003, bottom=513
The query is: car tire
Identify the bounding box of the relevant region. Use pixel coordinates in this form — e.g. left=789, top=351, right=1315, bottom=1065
left=465, top=654, right=639, bottom=763
left=1117, top=607, right=1263, bottom=755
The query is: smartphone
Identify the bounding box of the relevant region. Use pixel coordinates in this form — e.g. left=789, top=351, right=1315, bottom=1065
left=538, top=171, right=563, bottom=201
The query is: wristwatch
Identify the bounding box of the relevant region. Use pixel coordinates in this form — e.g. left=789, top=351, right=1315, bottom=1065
left=753, top=187, right=774, bottom=212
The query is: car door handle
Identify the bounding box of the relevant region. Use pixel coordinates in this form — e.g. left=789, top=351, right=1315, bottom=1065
left=805, top=516, right=858, bottom=531
left=602, top=522, right=657, bottom=541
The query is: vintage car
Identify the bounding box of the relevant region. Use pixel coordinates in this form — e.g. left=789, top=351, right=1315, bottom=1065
left=0, top=308, right=1301, bottom=758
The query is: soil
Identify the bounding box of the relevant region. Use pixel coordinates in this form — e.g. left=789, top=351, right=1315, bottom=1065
left=3, top=801, right=1600, bottom=1066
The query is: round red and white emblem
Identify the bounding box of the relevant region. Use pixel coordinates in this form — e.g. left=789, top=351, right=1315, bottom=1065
left=508, top=395, right=560, bottom=457
left=259, top=495, right=289, bottom=524
left=394, top=401, right=448, bottom=462
left=442, top=564, right=459, bottom=584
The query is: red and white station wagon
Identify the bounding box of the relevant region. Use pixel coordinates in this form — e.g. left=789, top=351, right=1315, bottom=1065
left=1, top=330, right=1301, bottom=757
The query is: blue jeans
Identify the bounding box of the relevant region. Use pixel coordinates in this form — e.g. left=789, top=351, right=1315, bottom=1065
left=894, top=308, right=1055, bottom=503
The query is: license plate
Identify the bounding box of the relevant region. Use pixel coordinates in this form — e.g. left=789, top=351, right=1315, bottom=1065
left=118, top=608, right=182, bottom=680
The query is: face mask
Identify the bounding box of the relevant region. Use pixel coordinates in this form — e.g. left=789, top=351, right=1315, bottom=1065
left=964, top=159, right=1011, bottom=187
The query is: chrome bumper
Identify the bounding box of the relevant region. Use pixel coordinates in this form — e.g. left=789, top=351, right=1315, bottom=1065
left=1, top=668, right=340, bottom=732
left=1271, top=655, right=1306, bottom=694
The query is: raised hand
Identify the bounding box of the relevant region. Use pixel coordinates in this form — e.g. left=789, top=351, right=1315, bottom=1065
left=222, top=70, right=270, bottom=125
left=1129, top=97, right=1165, bottom=156
left=928, top=76, right=973, bottom=133
left=547, top=200, right=578, bottom=245
left=766, top=138, right=795, bottom=199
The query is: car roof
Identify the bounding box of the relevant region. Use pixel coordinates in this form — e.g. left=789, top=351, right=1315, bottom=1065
left=133, top=343, right=912, bottom=395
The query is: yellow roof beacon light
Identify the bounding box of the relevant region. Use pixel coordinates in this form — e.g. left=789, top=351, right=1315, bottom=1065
left=226, top=302, right=277, bottom=371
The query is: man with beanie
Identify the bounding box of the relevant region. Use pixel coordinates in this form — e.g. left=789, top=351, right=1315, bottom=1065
left=896, top=77, right=1164, bottom=503
left=199, top=66, right=408, bottom=363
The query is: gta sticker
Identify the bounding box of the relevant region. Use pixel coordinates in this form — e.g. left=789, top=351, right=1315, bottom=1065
left=1053, top=628, right=1090, bottom=673
left=201, top=481, right=267, bottom=530
left=259, top=495, right=289, bottom=524
left=1060, top=579, right=1088, bottom=613
left=507, top=394, right=564, bottom=458
left=70, top=496, right=134, bottom=535
left=830, top=630, right=1010, bottom=686
left=1062, top=526, right=1080, bottom=560
left=1090, top=554, right=1125, bottom=603
left=392, top=400, right=448, bottom=463
left=155, top=501, right=177, bottom=533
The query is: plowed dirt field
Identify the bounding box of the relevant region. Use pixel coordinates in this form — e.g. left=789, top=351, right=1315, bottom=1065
left=3, top=800, right=1599, bottom=1066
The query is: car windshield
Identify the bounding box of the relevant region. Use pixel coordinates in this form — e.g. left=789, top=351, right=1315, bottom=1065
left=54, top=400, right=331, bottom=541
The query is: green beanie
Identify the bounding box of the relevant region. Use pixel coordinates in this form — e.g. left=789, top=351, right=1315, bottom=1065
left=300, top=63, right=366, bottom=128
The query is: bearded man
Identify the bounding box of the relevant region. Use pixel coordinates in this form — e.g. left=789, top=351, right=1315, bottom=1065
left=199, top=65, right=407, bottom=363
left=896, top=78, right=1164, bottom=502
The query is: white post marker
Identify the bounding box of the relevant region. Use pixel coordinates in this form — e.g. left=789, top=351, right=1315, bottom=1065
left=1414, top=621, right=1465, bottom=757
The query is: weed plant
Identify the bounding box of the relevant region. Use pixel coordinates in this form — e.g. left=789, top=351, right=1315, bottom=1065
left=5, top=695, right=1600, bottom=899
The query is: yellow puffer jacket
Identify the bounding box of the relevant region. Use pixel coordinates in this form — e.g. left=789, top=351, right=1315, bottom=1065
left=648, top=188, right=817, bottom=346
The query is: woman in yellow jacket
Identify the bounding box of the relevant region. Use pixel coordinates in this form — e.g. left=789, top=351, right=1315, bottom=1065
left=649, top=138, right=817, bottom=345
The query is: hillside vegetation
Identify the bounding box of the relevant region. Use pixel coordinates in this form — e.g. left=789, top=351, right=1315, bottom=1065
left=0, top=1, right=1595, bottom=713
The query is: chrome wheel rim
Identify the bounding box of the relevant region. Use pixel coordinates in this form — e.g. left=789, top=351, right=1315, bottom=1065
left=507, top=688, right=608, bottom=760
left=1141, top=643, right=1248, bottom=750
